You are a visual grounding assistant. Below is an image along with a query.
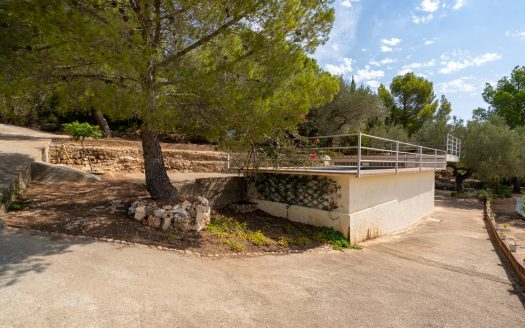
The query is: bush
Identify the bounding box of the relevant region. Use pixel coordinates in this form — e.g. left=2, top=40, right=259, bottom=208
left=489, top=183, right=512, bottom=199
left=63, top=121, right=102, bottom=142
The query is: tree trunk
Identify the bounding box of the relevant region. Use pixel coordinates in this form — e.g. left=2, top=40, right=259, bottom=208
left=141, top=129, right=179, bottom=199
left=512, top=177, right=521, bottom=194
left=455, top=177, right=465, bottom=193
left=93, top=109, right=112, bottom=138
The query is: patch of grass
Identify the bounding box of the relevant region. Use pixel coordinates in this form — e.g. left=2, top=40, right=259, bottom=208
left=247, top=230, right=272, bottom=246
left=278, top=236, right=293, bottom=247
left=224, top=239, right=245, bottom=252
left=8, top=201, right=29, bottom=211
left=166, top=234, right=177, bottom=242
left=310, top=226, right=360, bottom=251
left=295, top=236, right=312, bottom=246
left=284, top=223, right=298, bottom=234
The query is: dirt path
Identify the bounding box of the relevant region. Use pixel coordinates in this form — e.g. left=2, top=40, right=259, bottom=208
left=1, top=195, right=524, bottom=327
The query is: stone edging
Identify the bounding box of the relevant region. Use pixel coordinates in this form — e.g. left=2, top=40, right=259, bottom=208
left=2, top=226, right=336, bottom=258
left=484, top=200, right=525, bottom=286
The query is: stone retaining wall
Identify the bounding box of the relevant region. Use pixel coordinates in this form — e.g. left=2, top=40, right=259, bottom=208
left=49, top=144, right=228, bottom=173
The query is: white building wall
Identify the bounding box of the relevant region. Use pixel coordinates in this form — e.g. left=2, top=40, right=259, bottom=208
left=252, top=171, right=435, bottom=244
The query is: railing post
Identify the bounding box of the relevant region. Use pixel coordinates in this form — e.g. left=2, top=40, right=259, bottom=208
left=419, top=146, right=422, bottom=171
left=227, top=152, right=231, bottom=170
left=434, top=149, right=437, bottom=170
left=357, top=132, right=362, bottom=177
left=395, top=141, right=399, bottom=174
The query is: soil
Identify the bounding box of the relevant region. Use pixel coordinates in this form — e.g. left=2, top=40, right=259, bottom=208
left=494, top=213, right=525, bottom=260
left=3, top=180, right=328, bottom=255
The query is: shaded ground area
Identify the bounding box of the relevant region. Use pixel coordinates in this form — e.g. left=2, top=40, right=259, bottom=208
left=1, top=195, right=524, bottom=327
left=3, top=180, right=346, bottom=255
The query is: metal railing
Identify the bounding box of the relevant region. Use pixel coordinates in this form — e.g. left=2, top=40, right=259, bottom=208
left=446, top=134, right=461, bottom=158
left=228, top=132, right=457, bottom=177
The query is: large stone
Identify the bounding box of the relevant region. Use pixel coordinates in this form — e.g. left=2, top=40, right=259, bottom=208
left=180, top=200, right=192, bottom=210
left=147, top=215, right=162, bottom=228
left=134, top=205, right=146, bottom=221
left=153, top=209, right=167, bottom=218
left=193, top=205, right=211, bottom=231
left=170, top=208, right=189, bottom=219
left=197, top=196, right=209, bottom=206
left=161, top=217, right=172, bottom=231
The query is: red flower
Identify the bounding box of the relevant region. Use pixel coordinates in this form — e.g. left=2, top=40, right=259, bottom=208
left=299, top=114, right=308, bottom=122
left=309, top=153, right=318, bottom=159
left=313, top=138, right=320, bottom=145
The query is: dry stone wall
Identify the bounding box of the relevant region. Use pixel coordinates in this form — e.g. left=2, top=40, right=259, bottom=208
left=49, top=144, right=228, bottom=173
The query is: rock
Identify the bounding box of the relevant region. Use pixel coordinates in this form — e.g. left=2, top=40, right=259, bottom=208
left=147, top=215, right=162, bottom=228
left=145, top=206, right=154, bottom=216
left=132, top=200, right=139, bottom=207
left=170, top=208, right=189, bottom=219
left=180, top=200, right=192, bottom=210
left=134, top=205, right=146, bottom=221
left=161, top=217, right=172, bottom=231
left=162, top=205, right=172, bottom=210
left=193, top=205, right=211, bottom=231
left=153, top=209, right=167, bottom=218
left=197, top=196, right=209, bottom=206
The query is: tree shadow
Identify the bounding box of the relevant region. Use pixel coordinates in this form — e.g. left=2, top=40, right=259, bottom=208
left=483, top=218, right=525, bottom=309
left=0, top=229, right=92, bottom=288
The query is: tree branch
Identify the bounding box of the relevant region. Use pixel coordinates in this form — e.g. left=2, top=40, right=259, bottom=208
left=156, top=14, right=244, bottom=68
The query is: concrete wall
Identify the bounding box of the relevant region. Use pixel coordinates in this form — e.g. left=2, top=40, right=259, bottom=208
left=346, top=171, right=434, bottom=242
left=252, top=171, right=435, bottom=243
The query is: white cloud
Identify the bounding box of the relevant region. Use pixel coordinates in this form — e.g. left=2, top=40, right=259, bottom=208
left=325, top=57, right=354, bottom=75
left=381, top=58, right=396, bottom=65
left=340, top=0, right=359, bottom=8
left=439, top=52, right=502, bottom=74
left=420, top=0, right=440, bottom=12
left=402, top=59, right=436, bottom=70
left=505, top=30, right=525, bottom=39
left=381, top=38, right=402, bottom=46
left=438, top=77, right=477, bottom=94
left=423, top=37, right=436, bottom=45
left=369, top=57, right=396, bottom=67
left=412, top=14, right=434, bottom=24
left=354, top=68, right=385, bottom=82
left=453, top=0, right=465, bottom=10
left=380, top=38, right=401, bottom=53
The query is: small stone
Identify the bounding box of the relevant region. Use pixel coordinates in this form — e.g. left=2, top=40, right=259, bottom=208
left=128, top=207, right=136, bottom=216
left=134, top=205, right=146, bottom=221
left=147, top=215, right=162, bottom=228
left=161, top=217, right=172, bottom=231
left=162, top=205, right=172, bottom=210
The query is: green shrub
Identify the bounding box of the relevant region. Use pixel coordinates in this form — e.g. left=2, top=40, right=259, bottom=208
left=63, top=121, right=102, bottom=142
left=247, top=230, right=272, bottom=246
left=488, top=183, right=512, bottom=199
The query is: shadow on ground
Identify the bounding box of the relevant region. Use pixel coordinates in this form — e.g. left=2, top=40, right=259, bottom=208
left=0, top=229, right=93, bottom=288
left=483, top=218, right=525, bottom=310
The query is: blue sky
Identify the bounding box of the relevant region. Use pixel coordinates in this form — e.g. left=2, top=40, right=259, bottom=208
left=313, top=0, right=525, bottom=120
